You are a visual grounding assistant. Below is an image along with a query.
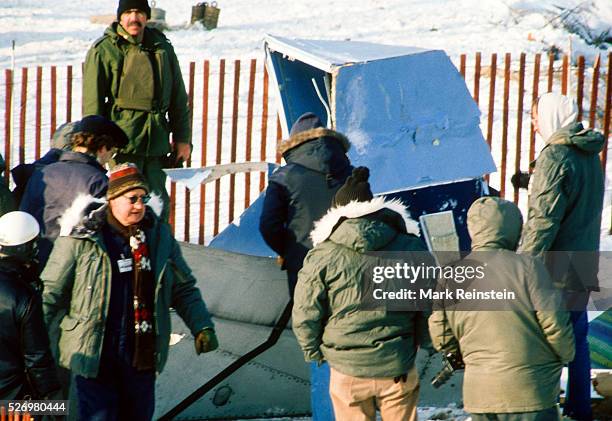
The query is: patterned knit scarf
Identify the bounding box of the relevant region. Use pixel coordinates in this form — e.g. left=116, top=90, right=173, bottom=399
left=107, top=211, right=156, bottom=371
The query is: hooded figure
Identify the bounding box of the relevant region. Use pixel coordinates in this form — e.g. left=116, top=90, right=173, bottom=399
left=11, top=121, right=77, bottom=206
left=293, top=167, right=431, bottom=421
left=429, top=197, right=575, bottom=420
left=519, top=92, right=604, bottom=421
left=259, top=112, right=352, bottom=296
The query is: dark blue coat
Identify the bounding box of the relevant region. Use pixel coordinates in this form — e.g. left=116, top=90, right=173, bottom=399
left=11, top=148, right=63, bottom=206
left=260, top=134, right=351, bottom=277
left=20, top=151, right=108, bottom=266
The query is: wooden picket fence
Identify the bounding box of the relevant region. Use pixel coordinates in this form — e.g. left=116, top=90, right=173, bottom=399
left=1, top=52, right=611, bottom=243
left=0, top=406, right=33, bottom=421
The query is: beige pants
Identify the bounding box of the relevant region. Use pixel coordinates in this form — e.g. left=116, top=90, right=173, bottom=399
left=329, top=365, right=419, bottom=421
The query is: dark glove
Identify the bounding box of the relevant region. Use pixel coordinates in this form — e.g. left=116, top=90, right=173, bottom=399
left=510, top=171, right=530, bottom=190
left=195, top=328, right=219, bottom=355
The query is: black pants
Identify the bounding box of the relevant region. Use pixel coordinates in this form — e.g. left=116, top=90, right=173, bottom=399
left=75, top=356, right=155, bottom=421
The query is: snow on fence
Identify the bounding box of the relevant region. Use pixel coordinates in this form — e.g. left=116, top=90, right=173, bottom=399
left=1, top=52, right=611, bottom=243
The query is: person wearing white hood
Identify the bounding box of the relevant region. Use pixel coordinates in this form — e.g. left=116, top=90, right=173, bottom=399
left=519, top=92, right=605, bottom=421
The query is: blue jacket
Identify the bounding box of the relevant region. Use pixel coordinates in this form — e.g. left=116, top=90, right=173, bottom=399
left=20, top=151, right=108, bottom=266
left=259, top=131, right=351, bottom=275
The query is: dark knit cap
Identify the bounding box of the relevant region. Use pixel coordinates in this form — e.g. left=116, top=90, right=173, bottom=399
left=117, top=0, right=151, bottom=20
left=333, top=166, right=374, bottom=207
left=77, top=115, right=129, bottom=148
left=107, top=163, right=149, bottom=199
left=290, top=112, right=324, bottom=136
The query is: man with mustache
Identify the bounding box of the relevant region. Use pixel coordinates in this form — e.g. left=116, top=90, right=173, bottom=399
left=83, top=0, right=192, bottom=222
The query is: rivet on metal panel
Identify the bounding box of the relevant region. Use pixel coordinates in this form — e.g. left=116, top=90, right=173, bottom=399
left=212, top=385, right=233, bottom=406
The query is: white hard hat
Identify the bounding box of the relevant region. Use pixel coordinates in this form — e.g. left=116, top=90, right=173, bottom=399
left=0, top=211, right=40, bottom=247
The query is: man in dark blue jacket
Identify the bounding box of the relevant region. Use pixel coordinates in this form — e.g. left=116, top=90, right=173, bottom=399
left=259, top=112, right=352, bottom=297
left=259, top=112, right=352, bottom=421
left=20, top=115, right=128, bottom=268
left=11, top=121, right=78, bottom=206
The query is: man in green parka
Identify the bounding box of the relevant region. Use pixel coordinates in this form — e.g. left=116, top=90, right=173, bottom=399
left=293, top=167, right=433, bottom=421
left=519, top=92, right=604, bottom=421
left=42, top=164, right=217, bottom=420
left=430, top=197, right=575, bottom=421
left=0, top=154, right=15, bottom=217
left=83, top=0, right=192, bottom=221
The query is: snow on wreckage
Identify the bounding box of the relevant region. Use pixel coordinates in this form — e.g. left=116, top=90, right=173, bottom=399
left=160, top=36, right=497, bottom=419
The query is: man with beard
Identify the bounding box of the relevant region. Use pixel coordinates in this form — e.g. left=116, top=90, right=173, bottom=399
left=83, top=0, right=192, bottom=221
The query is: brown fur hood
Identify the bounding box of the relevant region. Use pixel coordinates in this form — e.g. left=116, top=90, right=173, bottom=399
left=277, top=127, right=350, bottom=156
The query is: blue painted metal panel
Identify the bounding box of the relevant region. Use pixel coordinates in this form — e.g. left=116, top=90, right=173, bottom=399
left=268, top=50, right=329, bottom=130
left=208, top=192, right=276, bottom=257
left=387, top=178, right=486, bottom=251
left=334, top=51, right=496, bottom=194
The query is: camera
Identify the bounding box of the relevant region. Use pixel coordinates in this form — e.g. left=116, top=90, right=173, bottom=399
left=431, top=352, right=465, bottom=388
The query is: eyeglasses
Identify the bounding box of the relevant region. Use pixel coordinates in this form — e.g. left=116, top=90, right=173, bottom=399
left=124, top=194, right=150, bottom=204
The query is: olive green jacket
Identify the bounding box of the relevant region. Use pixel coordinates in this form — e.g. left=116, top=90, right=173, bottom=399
left=519, top=123, right=604, bottom=290
left=429, top=197, right=575, bottom=413
left=83, top=23, right=191, bottom=157
left=293, top=197, right=433, bottom=378
left=41, top=197, right=213, bottom=378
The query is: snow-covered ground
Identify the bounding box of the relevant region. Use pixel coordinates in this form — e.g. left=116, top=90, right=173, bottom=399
left=1, top=0, right=611, bottom=67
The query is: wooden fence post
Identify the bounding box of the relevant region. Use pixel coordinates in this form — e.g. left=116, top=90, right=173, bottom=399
left=199, top=60, right=210, bottom=245
left=19, top=68, right=27, bottom=165
left=244, top=59, right=257, bottom=209
left=4, top=69, right=12, bottom=183
left=514, top=53, right=526, bottom=204
left=228, top=60, right=240, bottom=224
left=213, top=59, right=225, bottom=237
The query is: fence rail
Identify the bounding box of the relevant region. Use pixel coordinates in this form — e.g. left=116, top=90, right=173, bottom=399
left=1, top=52, right=611, bottom=243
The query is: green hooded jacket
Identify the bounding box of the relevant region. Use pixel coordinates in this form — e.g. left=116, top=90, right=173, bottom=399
left=83, top=23, right=191, bottom=157
left=429, top=197, right=575, bottom=414
left=292, top=197, right=433, bottom=378
left=41, top=197, right=213, bottom=378
left=519, top=123, right=604, bottom=290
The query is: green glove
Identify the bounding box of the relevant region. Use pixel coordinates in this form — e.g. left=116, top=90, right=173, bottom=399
left=194, top=328, right=219, bottom=355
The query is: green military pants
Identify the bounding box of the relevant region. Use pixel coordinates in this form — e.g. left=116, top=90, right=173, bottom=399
left=470, top=406, right=560, bottom=421
left=114, top=154, right=170, bottom=222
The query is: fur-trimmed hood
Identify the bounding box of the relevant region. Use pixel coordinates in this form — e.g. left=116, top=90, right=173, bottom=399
left=58, top=193, right=164, bottom=238
left=310, top=196, right=420, bottom=248
left=278, top=127, right=350, bottom=156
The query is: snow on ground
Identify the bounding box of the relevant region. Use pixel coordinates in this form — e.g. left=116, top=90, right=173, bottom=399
left=0, top=0, right=611, bottom=68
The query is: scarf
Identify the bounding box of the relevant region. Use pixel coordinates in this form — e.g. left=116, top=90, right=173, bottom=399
left=107, top=211, right=156, bottom=371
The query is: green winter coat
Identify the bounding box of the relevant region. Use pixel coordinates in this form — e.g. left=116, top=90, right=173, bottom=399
left=83, top=23, right=191, bottom=157
left=292, top=197, right=433, bottom=378
left=41, top=200, right=213, bottom=378
left=519, top=123, right=604, bottom=290
left=429, top=197, right=575, bottom=414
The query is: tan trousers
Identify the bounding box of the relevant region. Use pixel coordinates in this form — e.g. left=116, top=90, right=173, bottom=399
left=329, top=365, right=419, bottom=421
